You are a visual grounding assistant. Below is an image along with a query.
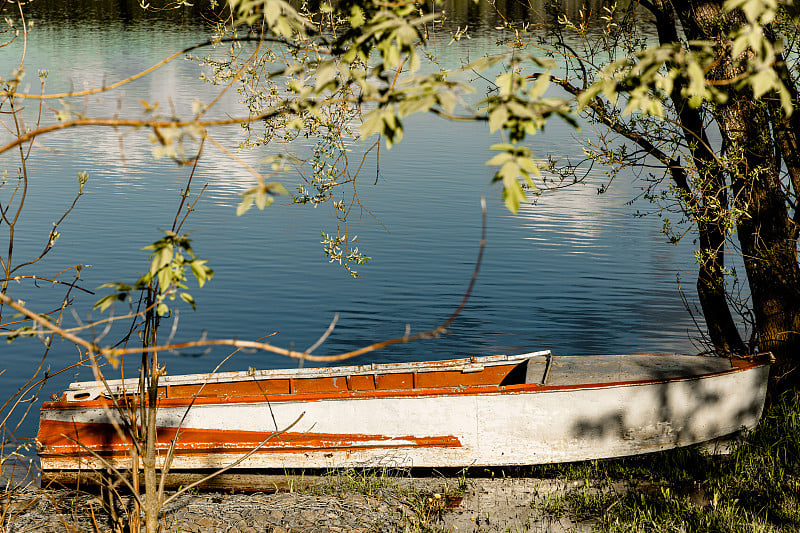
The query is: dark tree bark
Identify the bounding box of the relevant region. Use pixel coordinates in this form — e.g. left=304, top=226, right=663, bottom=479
left=541, top=0, right=800, bottom=383
left=670, top=0, right=800, bottom=383
left=645, top=0, right=748, bottom=357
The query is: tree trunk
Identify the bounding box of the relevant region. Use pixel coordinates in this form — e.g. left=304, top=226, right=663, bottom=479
left=648, top=0, right=748, bottom=356
left=674, top=0, right=800, bottom=385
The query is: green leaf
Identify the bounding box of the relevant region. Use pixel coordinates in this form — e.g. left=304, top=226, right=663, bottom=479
left=94, top=294, right=125, bottom=312
left=731, top=34, right=750, bottom=59
left=360, top=110, right=383, bottom=139
left=686, top=60, right=706, bottom=99
left=496, top=72, right=514, bottom=97
left=463, top=54, right=507, bottom=72
left=485, top=152, right=513, bottom=166
left=489, top=143, right=517, bottom=152
left=507, top=100, right=534, bottom=119
left=488, top=105, right=509, bottom=133
left=269, top=181, right=288, bottom=196
left=528, top=72, right=551, bottom=100
left=150, top=245, right=173, bottom=276
left=180, top=292, right=196, bottom=310
left=237, top=195, right=254, bottom=216
left=437, top=91, right=456, bottom=115
left=349, top=5, right=364, bottom=27
left=275, top=17, right=293, bottom=39
left=264, top=0, right=281, bottom=26
left=315, top=61, right=337, bottom=92
left=398, top=95, right=435, bottom=117
left=385, top=44, right=400, bottom=69
left=408, top=49, right=421, bottom=73
left=499, top=167, right=526, bottom=214
left=517, top=156, right=541, bottom=176
left=190, top=260, right=214, bottom=287
left=255, top=190, right=268, bottom=210
left=382, top=109, right=397, bottom=130
left=97, top=282, right=133, bottom=291
left=157, top=267, right=173, bottom=293
left=384, top=119, right=403, bottom=148
left=396, top=24, right=417, bottom=46
left=748, top=69, right=777, bottom=100
left=779, top=84, right=794, bottom=116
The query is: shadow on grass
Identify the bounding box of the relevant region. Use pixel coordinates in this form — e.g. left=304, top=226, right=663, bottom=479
left=489, top=391, right=800, bottom=532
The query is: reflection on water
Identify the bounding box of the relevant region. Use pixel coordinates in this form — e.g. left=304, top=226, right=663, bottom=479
left=1, top=2, right=699, bottom=438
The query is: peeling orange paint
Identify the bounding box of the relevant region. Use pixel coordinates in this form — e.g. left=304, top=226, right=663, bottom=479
left=37, top=420, right=462, bottom=458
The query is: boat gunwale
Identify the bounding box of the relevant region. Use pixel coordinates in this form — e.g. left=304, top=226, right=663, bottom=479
left=65, top=350, right=552, bottom=392
left=41, top=355, right=770, bottom=411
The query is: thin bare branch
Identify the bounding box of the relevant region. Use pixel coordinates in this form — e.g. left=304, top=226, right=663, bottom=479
left=0, top=198, right=487, bottom=363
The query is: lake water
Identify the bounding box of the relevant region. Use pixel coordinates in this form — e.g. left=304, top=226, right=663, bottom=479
left=1, top=2, right=698, bottom=439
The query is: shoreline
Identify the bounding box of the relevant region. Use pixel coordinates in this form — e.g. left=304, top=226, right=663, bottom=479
left=2, top=475, right=604, bottom=532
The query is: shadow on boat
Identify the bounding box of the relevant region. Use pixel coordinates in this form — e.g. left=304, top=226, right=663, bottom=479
left=564, top=355, right=768, bottom=457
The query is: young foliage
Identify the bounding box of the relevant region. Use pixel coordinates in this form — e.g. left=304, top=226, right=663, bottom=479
left=94, top=231, right=214, bottom=317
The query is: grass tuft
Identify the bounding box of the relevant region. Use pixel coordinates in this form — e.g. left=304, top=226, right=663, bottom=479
left=547, top=391, right=800, bottom=532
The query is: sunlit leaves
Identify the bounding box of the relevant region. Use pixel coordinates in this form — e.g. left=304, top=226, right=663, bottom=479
left=55, top=100, right=74, bottom=122
left=487, top=105, right=508, bottom=134
left=486, top=143, right=541, bottom=214
left=580, top=0, right=793, bottom=119
left=360, top=108, right=403, bottom=148
left=228, top=0, right=310, bottom=38
left=725, top=0, right=792, bottom=112
left=77, top=170, right=88, bottom=193
left=235, top=156, right=290, bottom=216
left=727, top=0, right=779, bottom=24
left=94, top=283, right=135, bottom=313
left=336, top=3, right=431, bottom=74
left=479, top=62, right=564, bottom=133
left=189, top=259, right=212, bottom=288
left=349, top=4, right=364, bottom=28
left=149, top=124, right=206, bottom=162
left=220, top=0, right=794, bottom=223
left=321, top=232, right=370, bottom=277
left=94, top=231, right=214, bottom=316
left=237, top=181, right=288, bottom=215
left=496, top=72, right=514, bottom=97
left=314, top=60, right=338, bottom=93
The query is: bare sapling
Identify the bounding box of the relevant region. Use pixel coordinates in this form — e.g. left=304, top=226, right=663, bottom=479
left=0, top=188, right=486, bottom=532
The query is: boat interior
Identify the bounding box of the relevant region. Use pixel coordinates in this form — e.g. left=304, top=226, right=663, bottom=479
left=60, top=352, right=739, bottom=402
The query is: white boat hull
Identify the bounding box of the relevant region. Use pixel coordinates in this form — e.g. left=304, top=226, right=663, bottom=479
left=38, top=353, right=771, bottom=470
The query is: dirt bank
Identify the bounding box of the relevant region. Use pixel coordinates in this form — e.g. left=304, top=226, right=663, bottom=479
left=1, top=476, right=608, bottom=532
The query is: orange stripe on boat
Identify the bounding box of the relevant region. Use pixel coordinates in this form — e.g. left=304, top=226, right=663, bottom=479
left=37, top=420, right=462, bottom=457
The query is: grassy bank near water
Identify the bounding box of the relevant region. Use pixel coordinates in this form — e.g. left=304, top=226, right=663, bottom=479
left=509, top=391, right=800, bottom=532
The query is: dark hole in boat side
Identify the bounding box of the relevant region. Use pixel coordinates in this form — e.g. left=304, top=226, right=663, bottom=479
left=499, top=358, right=546, bottom=386
left=499, top=362, right=528, bottom=386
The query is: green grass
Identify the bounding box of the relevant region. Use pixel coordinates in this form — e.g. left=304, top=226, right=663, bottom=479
left=539, top=391, right=800, bottom=532
left=306, top=468, right=457, bottom=532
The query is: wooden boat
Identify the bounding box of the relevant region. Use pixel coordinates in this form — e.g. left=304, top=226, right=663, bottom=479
left=37, top=352, right=771, bottom=472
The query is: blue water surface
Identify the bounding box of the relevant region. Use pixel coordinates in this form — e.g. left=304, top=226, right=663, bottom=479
left=0, top=5, right=700, bottom=439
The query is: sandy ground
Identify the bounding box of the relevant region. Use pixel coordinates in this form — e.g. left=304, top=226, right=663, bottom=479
left=0, top=455, right=617, bottom=531
left=0, top=474, right=609, bottom=532
left=443, top=478, right=600, bottom=532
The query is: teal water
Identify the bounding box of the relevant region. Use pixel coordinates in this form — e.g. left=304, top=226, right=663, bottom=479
left=1, top=3, right=698, bottom=438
